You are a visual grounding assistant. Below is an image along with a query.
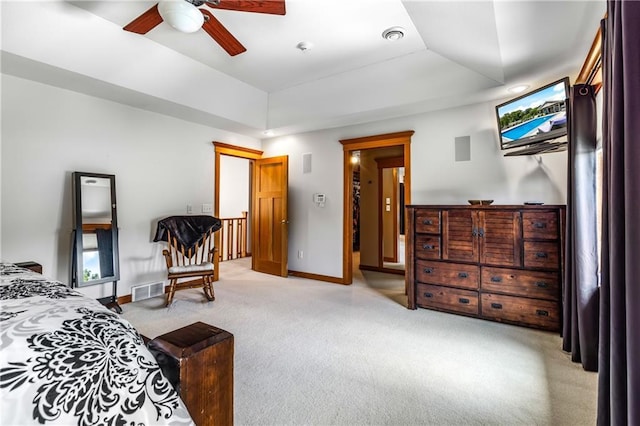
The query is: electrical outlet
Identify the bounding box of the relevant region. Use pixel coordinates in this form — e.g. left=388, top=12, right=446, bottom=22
left=202, top=203, right=213, bottom=213
left=298, top=250, right=303, bottom=259
left=187, top=204, right=193, bottom=214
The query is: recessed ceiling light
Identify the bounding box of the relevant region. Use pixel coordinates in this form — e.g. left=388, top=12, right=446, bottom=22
left=508, top=84, right=529, bottom=94
left=382, top=26, right=405, bottom=41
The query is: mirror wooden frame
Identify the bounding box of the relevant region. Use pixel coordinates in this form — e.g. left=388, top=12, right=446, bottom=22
left=71, top=172, right=121, bottom=310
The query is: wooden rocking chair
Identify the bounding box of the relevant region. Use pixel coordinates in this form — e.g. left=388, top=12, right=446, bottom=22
left=162, top=227, right=218, bottom=306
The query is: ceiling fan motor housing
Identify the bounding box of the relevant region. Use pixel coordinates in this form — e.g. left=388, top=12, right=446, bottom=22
left=186, top=0, right=220, bottom=6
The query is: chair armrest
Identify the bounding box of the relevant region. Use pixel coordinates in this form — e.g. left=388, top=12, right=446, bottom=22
left=207, top=246, right=218, bottom=263
left=162, top=248, right=173, bottom=268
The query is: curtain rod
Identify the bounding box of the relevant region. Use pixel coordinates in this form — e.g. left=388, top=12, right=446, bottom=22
left=576, top=15, right=605, bottom=91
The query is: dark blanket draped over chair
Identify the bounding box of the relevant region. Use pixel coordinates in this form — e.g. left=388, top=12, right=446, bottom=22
left=562, top=84, right=600, bottom=372
left=598, top=1, right=640, bottom=424
left=154, top=215, right=222, bottom=252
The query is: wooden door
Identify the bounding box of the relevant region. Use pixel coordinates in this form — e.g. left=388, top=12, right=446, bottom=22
left=252, top=156, right=288, bottom=277
left=442, top=209, right=478, bottom=262
left=478, top=210, right=522, bottom=267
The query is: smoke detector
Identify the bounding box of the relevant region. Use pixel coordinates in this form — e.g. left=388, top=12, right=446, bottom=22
left=296, top=41, right=314, bottom=52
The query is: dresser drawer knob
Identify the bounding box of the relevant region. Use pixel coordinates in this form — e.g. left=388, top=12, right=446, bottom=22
left=424, top=292, right=433, bottom=298
left=491, top=276, right=502, bottom=283
left=535, top=252, right=548, bottom=259
left=534, top=281, right=548, bottom=288
left=458, top=272, right=468, bottom=278
left=423, top=244, right=434, bottom=250
left=458, top=298, right=470, bottom=304
left=423, top=219, right=433, bottom=225
left=536, top=309, right=550, bottom=316
left=533, top=222, right=547, bottom=229
left=424, top=267, right=434, bottom=274
left=491, top=302, right=503, bottom=309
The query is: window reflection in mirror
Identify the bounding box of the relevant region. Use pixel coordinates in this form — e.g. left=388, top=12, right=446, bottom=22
left=72, top=173, right=119, bottom=288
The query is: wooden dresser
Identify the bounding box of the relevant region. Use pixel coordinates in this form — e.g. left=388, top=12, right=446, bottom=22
left=406, top=205, right=565, bottom=331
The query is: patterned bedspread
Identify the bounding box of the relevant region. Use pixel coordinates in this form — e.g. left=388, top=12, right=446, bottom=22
left=0, top=263, right=194, bottom=425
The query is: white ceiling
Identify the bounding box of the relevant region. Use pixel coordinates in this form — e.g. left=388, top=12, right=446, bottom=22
left=2, top=0, right=606, bottom=138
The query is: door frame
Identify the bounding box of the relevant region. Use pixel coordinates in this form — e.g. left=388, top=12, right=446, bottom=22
left=212, top=141, right=263, bottom=275
left=377, top=156, right=404, bottom=265
left=339, top=131, right=414, bottom=284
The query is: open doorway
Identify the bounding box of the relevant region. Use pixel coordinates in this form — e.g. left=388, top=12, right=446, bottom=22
left=355, top=148, right=405, bottom=275
left=378, top=158, right=405, bottom=273
left=218, top=155, right=251, bottom=261
left=213, top=142, right=289, bottom=278
left=339, top=131, right=413, bottom=285
left=213, top=142, right=262, bottom=271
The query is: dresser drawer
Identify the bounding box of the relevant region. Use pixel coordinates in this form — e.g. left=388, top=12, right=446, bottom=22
left=415, top=210, right=441, bottom=234
left=524, top=241, right=559, bottom=269
left=415, top=260, right=479, bottom=290
left=481, top=267, right=559, bottom=301
left=415, top=235, right=441, bottom=260
left=481, top=293, right=559, bottom=331
left=523, top=211, right=559, bottom=240
left=417, top=284, right=479, bottom=315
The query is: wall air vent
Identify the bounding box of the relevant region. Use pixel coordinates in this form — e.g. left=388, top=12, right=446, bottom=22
left=132, top=282, right=165, bottom=302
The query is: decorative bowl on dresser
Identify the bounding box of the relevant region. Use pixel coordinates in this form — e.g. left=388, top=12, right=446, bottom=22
left=406, top=204, right=565, bottom=331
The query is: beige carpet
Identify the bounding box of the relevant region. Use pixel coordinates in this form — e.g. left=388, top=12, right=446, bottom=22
left=122, top=257, right=597, bottom=425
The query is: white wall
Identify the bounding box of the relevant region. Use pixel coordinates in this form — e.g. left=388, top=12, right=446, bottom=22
left=1, top=73, right=568, bottom=287
left=219, top=156, right=249, bottom=218
left=262, top=137, right=344, bottom=278
left=263, top=100, right=567, bottom=279
left=1, top=74, right=260, bottom=298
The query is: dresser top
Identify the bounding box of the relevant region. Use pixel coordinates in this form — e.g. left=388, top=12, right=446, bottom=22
left=407, top=204, right=566, bottom=209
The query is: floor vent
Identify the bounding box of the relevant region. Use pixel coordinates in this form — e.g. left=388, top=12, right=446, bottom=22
left=132, top=282, right=165, bottom=302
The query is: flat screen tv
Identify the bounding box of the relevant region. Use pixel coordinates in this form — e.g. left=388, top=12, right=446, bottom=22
left=496, top=77, right=570, bottom=152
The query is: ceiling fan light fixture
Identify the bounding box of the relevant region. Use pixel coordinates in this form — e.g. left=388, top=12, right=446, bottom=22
left=158, top=1, right=204, bottom=33
left=382, top=26, right=405, bottom=41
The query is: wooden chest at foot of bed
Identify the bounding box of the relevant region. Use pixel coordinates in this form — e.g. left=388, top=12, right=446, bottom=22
left=147, top=321, right=234, bottom=426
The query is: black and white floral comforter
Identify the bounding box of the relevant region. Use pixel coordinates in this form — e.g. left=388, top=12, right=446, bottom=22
left=0, top=263, right=194, bottom=425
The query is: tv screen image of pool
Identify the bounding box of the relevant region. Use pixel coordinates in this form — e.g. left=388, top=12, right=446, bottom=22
left=496, top=77, right=570, bottom=150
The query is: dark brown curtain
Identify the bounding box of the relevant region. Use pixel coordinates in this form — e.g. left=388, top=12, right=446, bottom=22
left=96, top=228, right=114, bottom=278
left=597, top=1, right=640, bottom=424
left=562, top=84, right=599, bottom=372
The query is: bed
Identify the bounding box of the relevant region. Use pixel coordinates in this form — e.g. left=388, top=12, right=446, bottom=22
left=0, top=262, right=194, bottom=425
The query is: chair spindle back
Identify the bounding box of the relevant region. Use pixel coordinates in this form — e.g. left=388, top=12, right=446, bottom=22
left=165, top=228, right=215, bottom=268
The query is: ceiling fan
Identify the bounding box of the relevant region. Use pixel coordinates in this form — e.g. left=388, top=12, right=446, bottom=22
left=123, top=0, right=286, bottom=56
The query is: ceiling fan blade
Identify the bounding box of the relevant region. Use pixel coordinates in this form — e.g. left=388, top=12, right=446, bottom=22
left=201, top=9, right=247, bottom=56
left=123, top=4, right=163, bottom=34
left=205, top=0, right=286, bottom=15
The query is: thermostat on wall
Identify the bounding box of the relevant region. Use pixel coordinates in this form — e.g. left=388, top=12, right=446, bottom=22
left=313, top=193, right=326, bottom=207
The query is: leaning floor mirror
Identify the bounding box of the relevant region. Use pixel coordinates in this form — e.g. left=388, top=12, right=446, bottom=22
left=71, top=172, right=121, bottom=313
